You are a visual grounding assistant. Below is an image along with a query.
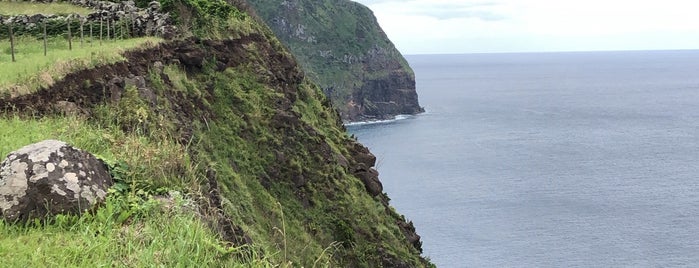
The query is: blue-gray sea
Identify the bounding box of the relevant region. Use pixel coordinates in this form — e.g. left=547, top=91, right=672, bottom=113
left=347, top=50, right=699, bottom=267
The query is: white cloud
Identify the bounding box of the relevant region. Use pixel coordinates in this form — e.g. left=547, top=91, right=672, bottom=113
left=354, top=0, right=699, bottom=54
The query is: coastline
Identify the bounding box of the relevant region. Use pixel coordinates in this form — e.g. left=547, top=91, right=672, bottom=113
left=344, top=113, right=421, bottom=127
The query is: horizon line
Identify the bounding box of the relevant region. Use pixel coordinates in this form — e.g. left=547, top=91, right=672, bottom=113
left=404, top=48, right=699, bottom=56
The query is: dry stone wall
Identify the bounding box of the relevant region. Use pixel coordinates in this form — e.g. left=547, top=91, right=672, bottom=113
left=0, top=0, right=174, bottom=38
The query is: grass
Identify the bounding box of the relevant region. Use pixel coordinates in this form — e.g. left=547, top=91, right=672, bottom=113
left=0, top=36, right=161, bottom=97
left=0, top=114, right=187, bottom=191
left=0, top=1, right=92, bottom=16
left=0, top=192, right=265, bottom=267
left=0, top=1, right=431, bottom=265
left=0, top=114, right=273, bottom=267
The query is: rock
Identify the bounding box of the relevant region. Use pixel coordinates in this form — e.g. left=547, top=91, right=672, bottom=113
left=179, top=51, right=205, bottom=68
left=1, top=0, right=173, bottom=40
left=0, top=140, right=113, bottom=222
left=148, top=1, right=161, bottom=11
left=355, top=167, right=382, bottom=197
left=124, top=74, right=146, bottom=89
left=153, top=61, right=165, bottom=74
left=138, top=87, right=157, bottom=106
left=334, top=152, right=349, bottom=169
left=109, top=76, right=125, bottom=103
left=350, top=141, right=376, bottom=168
left=53, top=100, right=82, bottom=115
left=397, top=220, right=422, bottom=252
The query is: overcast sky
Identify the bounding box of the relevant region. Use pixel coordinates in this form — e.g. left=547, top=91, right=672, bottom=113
left=352, top=0, right=699, bottom=54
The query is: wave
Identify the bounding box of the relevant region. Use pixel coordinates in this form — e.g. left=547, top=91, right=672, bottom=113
left=343, top=114, right=415, bottom=127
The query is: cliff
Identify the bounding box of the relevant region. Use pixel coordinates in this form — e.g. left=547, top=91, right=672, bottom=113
left=247, top=0, right=424, bottom=122
left=0, top=0, right=430, bottom=267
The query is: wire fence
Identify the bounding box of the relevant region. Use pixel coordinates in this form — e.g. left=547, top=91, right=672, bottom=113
left=3, top=15, right=146, bottom=63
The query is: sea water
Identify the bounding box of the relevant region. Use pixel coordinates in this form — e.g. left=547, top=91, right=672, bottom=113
left=348, top=50, right=699, bottom=267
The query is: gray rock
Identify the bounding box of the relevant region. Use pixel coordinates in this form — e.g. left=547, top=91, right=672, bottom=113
left=2, top=0, right=174, bottom=39
left=124, top=74, right=146, bottom=89
left=354, top=167, right=383, bottom=197
left=0, top=140, right=113, bottom=222
left=53, top=100, right=82, bottom=115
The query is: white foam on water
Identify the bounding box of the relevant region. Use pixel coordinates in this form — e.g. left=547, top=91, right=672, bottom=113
left=343, top=114, right=417, bottom=127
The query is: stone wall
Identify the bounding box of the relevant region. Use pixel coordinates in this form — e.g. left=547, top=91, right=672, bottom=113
left=0, top=0, right=174, bottom=38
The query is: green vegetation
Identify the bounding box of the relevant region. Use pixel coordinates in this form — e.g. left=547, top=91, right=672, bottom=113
left=0, top=0, right=430, bottom=266
left=248, top=0, right=416, bottom=118
left=0, top=37, right=160, bottom=96
left=0, top=1, right=92, bottom=16
left=160, top=0, right=250, bottom=38
left=0, top=114, right=249, bottom=266
left=0, top=193, right=258, bottom=267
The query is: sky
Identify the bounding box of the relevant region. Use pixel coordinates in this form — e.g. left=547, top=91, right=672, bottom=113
left=352, top=0, right=699, bottom=54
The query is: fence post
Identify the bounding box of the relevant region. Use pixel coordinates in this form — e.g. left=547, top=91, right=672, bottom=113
left=9, top=22, right=15, bottom=62
left=131, top=14, right=136, bottom=37
left=67, top=18, right=72, bottom=50
left=100, top=17, right=103, bottom=45
left=80, top=19, right=84, bottom=47
left=106, top=18, right=110, bottom=41
left=43, top=19, right=47, bottom=56
left=90, top=21, right=93, bottom=46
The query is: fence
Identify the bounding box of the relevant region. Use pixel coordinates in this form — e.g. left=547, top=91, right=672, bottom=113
left=1, top=0, right=171, bottom=63
left=3, top=14, right=154, bottom=63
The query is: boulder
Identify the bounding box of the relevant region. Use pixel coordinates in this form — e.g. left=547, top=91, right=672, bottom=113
left=0, top=140, right=113, bottom=222
left=350, top=141, right=376, bottom=168
left=355, top=167, right=383, bottom=197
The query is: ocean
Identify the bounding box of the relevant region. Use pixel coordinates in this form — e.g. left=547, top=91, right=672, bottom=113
left=347, top=50, right=699, bottom=267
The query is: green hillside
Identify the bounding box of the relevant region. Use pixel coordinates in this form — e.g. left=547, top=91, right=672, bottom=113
left=0, top=0, right=431, bottom=267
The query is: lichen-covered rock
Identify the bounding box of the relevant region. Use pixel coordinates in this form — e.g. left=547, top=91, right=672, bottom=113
left=0, top=140, right=112, bottom=222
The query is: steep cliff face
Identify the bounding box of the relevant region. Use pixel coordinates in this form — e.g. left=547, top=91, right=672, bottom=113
left=247, top=0, right=424, bottom=122
left=0, top=0, right=429, bottom=266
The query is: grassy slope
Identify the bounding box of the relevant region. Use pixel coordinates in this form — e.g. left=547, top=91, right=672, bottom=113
left=0, top=1, right=429, bottom=267
left=1, top=37, right=161, bottom=96
left=0, top=115, right=258, bottom=267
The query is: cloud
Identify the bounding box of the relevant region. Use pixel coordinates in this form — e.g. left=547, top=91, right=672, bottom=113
left=354, top=0, right=699, bottom=54
left=364, top=0, right=508, bottom=21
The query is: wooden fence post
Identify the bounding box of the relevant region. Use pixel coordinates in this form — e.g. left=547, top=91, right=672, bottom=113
left=80, top=19, right=84, bottom=47
left=9, top=22, right=15, bottom=62
left=100, top=17, right=103, bottom=45
left=90, top=21, right=93, bottom=46
left=67, top=18, right=72, bottom=50
left=106, top=18, right=110, bottom=41
left=131, top=14, right=136, bottom=37
left=43, top=19, right=47, bottom=56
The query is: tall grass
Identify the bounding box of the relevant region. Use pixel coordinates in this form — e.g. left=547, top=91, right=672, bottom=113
left=0, top=114, right=190, bottom=192
left=0, top=36, right=161, bottom=96
left=0, top=2, right=92, bottom=16
left=0, top=193, right=262, bottom=267
left=0, top=115, right=244, bottom=266
left=0, top=114, right=328, bottom=267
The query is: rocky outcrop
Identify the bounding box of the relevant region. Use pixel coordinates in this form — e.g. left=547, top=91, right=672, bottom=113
left=348, top=141, right=383, bottom=197
left=350, top=70, right=424, bottom=120
left=0, top=140, right=113, bottom=222
left=247, top=0, right=424, bottom=122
